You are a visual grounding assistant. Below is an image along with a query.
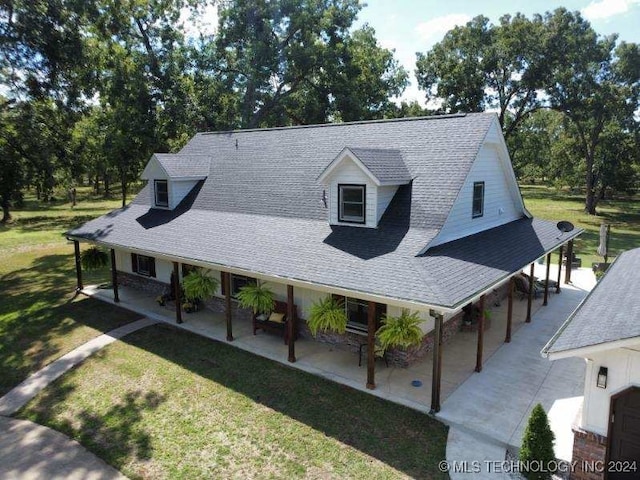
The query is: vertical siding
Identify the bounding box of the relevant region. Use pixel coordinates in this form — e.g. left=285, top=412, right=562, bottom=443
left=376, top=185, right=398, bottom=222
left=325, top=159, right=378, bottom=228
left=430, top=142, right=522, bottom=246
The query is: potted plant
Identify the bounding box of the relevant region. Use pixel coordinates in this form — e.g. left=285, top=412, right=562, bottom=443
left=376, top=309, right=424, bottom=352
left=236, top=281, right=275, bottom=316
left=81, top=246, right=109, bottom=270
left=307, top=296, right=348, bottom=336
left=156, top=294, right=166, bottom=306
left=182, top=268, right=219, bottom=312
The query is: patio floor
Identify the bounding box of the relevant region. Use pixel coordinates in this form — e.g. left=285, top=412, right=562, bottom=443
left=83, top=262, right=584, bottom=417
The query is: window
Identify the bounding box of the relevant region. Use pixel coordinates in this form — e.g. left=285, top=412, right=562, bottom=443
left=155, top=180, right=169, bottom=207
left=334, top=295, right=387, bottom=334
left=131, top=253, right=156, bottom=277
left=472, top=181, right=484, bottom=218
left=221, top=274, right=256, bottom=297
left=338, top=184, right=366, bottom=223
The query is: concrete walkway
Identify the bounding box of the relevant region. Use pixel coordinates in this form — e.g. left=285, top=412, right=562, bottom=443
left=0, top=416, right=127, bottom=480
left=439, top=266, right=595, bottom=479
left=0, top=318, right=156, bottom=479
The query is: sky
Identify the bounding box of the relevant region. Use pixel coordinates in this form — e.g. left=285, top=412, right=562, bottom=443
left=354, top=0, right=640, bottom=104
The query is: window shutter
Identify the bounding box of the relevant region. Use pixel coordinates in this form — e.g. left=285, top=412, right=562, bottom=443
left=149, top=258, right=156, bottom=278
left=131, top=253, right=138, bottom=273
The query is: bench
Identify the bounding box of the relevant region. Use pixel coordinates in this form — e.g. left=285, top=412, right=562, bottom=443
left=252, top=300, right=298, bottom=345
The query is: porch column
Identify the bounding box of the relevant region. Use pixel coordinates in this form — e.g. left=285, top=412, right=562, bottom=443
left=173, top=262, right=182, bottom=324
left=366, top=300, right=376, bottom=390
left=505, top=276, right=514, bottom=343
left=526, top=263, right=534, bottom=323
left=475, top=295, right=485, bottom=372
left=565, top=240, right=574, bottom=284
left=224, top=272, right=233, bottom=341
left=73, top=240, right=83, bottom=292
left=110, top=248, right=119, bottom=303
left=556, top=245, right=563, bottom=294
left=543, top=253, right=551, bottom=306
left=430, top=310, right=444, bottom=414
left=287, top=284, right=296, bottom=363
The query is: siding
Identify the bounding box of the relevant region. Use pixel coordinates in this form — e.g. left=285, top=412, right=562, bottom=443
left=430, top=142, right=522, bottom=247
left=376, top=185, right=399, bottom=223
left=325, top=159, right=377, bottom=228
left=115, top=249, right=172, bottom=283
left=171, top=180, right=199, bottom=209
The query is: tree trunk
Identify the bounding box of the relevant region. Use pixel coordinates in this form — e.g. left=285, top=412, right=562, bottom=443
left=121, top=175, right=127, bottom=208
left=104, top=172, right=110, bottom=198
left=1, top=195, right=11, bottom=223
left=584, top=152, right=597, bottom=215
left=94, top=174, right=100, bottom=194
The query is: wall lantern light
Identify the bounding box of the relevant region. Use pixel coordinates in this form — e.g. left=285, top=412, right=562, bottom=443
left=596, top=366, right=608, bottom=389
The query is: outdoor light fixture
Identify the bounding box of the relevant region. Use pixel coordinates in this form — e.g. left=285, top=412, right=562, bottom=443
left=597, top=367, right=608, bottom=389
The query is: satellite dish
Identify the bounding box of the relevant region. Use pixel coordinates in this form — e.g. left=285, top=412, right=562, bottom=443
left=557, top=221, right=575, bottom=233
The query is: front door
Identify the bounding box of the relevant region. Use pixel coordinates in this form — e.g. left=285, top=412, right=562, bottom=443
left=608, top=387, right=640, bottom=479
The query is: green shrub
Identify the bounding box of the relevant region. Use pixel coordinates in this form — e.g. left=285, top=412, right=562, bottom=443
left=376, top=309, right=423, bottom=351
left=519, top=403, right=556, bottom=480
left=307, top=296, right=347, bottom=336
left=80, top=246, right=109, bottom=270
left=182, top=268, right=219, bottom=302
left=236, top=282, right=275, bottom=314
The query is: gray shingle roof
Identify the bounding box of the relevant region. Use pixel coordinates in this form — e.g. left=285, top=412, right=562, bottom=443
left=68, top=113, right=576, bottom=309
left=543, top=247, right=640, bottom=356
left=153, top=154, right=211, bottom=178
left=347, top=147, right=411, bottom=184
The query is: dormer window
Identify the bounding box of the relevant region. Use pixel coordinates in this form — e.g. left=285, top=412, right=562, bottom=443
left=472, top=181, right=484, bottom=218
left=339, top=184, right=366, bottom=223
left=155, top=180, right=169, bottom=207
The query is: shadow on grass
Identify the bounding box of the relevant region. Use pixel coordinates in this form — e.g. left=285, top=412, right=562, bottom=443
left=0, top=253, right=141, bottom=396
left=105, top=324, right=448, bottom=478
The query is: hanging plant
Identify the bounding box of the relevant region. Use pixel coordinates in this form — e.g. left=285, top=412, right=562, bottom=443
left=376, top=309, right=424, bottom=352
left=182, top=268, right=219, bottom=303
left=81, top=246, right=109, bottom=270
left=307, top=296, right=347, bottom=337
left=236, top=282, right=275, bottom=314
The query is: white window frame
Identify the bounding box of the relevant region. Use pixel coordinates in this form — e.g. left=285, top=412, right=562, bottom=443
left=472, top=181, right=484, bottom=218
left=338, top=184, right=366, bottom=224
left=154, top=179, right=169, bottom=208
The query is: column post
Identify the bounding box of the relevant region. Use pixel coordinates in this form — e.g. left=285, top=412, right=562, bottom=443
left=110, top=248, right=119, bottom=303
left=173, top=262, right=182, bottom=324
left=565, top=240, right=574, bottom=284
left=543, top=253, right=551, bottom=306
left=73, top=240, right=83, bottom=292
left=556, top=245, right=563, bottom=294
left=224, top=272, right=233, bottom=341
left=475, top=295, right=485, bottom=373
left=526, top=263, right=534, bottom=323
left=366, top=301, right=376, bottom=390
left=505, top=276, right=514, bottom=343
left=287, top=285, right=296, bottom=363
left=430, top=310, right=444, bottom=414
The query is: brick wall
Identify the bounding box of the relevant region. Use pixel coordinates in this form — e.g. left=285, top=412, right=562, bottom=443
left=117, top=271, right=169, bottom=296
left=205, top=296, right=253, bottom=323
left=571, top=426, right=607, bottom=480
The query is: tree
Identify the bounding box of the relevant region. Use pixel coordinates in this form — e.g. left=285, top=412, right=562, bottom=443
left=520, top=403, right=556, bottom=480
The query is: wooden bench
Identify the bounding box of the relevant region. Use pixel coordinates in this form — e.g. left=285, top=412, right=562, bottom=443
left=252, top=300, right=298, bottom=345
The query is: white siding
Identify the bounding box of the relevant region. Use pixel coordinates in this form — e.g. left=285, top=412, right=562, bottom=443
left=581, top=345, right=640, bottom=435
left=114, top=249, right=172, bottom=283
left=376, top=185, right=399, bottom=222
left=170, top=180, right=198, bottom=209
left=430, top=143, right=523, bottom=247
left=325, top=158, right=378, bottom=228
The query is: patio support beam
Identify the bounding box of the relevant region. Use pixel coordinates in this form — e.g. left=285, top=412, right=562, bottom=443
left=505, top=277, right=514, bottom=343
left=224, top=272, right=233, bottom=341
left=110, top=248, right=119, bottom=303
left=565, top=240, right=574, bottom=284
left=475, top=295, right=485, bottom=373
left=556, top=246, right=563, bottom=294
left=366, top=301, right=376, bottom=390
left=287, top=285, right=295, bottom=363
left=543, top=253, right=551, bottom=306
left=525, top=263, right=534, bottom=323
left=173, top=262, right=182, bottom=325
left=73, top=240, right=83, bottom=292
left=430, top=310, right=444, bottom=414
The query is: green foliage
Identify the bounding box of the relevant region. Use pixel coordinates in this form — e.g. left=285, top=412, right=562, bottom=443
left=519, top=404, right=556, bottom=480
left=182, top=269, right=219, bottom=302
left=80, top=247, right=109, bottom=271
left=235, top=282, right=275, bottom=315
left=376, top=309, right=424, bottom=351
left=307, top=296, right=348, bottom=337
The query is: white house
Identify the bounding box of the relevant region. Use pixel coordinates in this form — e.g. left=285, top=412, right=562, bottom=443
left=68, top=113, right=581, bottom=412
left=542, top=247, right=640, bottom=480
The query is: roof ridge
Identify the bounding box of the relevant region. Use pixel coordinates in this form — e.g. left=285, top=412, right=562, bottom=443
left=197, top=113, right=493, bottom=136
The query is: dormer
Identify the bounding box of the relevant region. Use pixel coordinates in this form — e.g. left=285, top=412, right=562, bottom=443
left=317, top=147, right=411, bottom=228
left=141, top=154, right=211, bottom=210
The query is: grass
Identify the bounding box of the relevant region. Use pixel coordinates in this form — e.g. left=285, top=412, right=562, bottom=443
left=521, top=185, right=640, bottom=266
left=18, top=323, right=449, bottom=479
left=0, top=186, right=141, bottom=396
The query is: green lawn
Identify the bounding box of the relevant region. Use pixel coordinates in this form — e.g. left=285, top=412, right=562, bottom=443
left=18, top=323, right=449, bottom=479
left=521, top=185, right=640, bottom=266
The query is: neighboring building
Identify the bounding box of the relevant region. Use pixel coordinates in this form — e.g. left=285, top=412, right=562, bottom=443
left=542, top=247, right=640, bottom=480
left=68, top=113, right=581, bottom=412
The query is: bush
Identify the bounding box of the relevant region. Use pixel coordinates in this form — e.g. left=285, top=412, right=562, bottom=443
left=235, top=282, right=275, bottom=314
left=376, top=309, right=423, bottom=351
left=307, top=296, right=347, bottom=336
left=81, top=246, right=109, bottom=270
left=519, top=403, right=556, bottom=480
left=182, top=268, right=219, bottom=302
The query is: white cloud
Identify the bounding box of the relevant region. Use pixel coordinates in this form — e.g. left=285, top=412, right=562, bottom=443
left=414, top=14, right=472, bottom=44
left=581, top=0, right=638, bottom=20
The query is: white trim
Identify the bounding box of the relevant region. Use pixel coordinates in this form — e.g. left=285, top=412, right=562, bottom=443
left=317, top=148, right=382, bottom=186
left=546, top=337, right=640, bottom=361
